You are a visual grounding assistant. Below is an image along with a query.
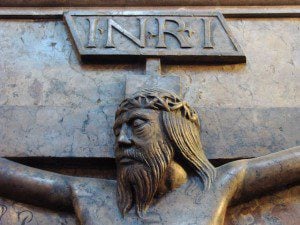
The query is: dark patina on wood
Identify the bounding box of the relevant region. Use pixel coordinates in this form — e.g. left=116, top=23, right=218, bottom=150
left=64, top=11, right=246, bottom=64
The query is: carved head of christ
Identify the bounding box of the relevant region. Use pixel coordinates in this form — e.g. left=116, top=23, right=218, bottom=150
left=113, top=88, right=216, bottom=217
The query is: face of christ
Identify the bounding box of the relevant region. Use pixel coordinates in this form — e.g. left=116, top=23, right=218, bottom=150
left=113, top=109, right=173, bottom=217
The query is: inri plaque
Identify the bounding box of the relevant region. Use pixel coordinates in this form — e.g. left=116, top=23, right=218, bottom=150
left=64, top=11, right=246, bottom=63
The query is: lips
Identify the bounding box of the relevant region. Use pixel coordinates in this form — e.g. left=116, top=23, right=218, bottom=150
left=119, top=157, right=136, bottom=165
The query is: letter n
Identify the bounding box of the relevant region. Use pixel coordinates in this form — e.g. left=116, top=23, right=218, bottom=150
left=105, top=18, right=147, bottom=48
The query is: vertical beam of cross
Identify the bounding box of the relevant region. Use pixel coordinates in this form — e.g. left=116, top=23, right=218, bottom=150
left=145, top=58, right=162, bottom=76
left=125, top=58, right=181, bottom=97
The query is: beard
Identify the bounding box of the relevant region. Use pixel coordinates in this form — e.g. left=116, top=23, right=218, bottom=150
left=116, top=138, right=173, bottom=217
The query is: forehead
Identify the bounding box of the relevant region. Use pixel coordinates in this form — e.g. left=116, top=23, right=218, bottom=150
left=114, top=108, right=158, bottom=127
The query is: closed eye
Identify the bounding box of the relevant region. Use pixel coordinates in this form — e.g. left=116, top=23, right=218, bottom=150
left=132, top=118, right=147, bottom=128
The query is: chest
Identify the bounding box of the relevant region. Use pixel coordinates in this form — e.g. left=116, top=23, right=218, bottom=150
left=73, top=179, right=217, bottom=225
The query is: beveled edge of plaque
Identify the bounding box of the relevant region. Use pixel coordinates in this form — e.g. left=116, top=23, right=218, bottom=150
left=64, top=10, right=246, bottom=64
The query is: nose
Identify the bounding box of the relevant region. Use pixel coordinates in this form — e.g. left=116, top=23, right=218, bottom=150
left=117, top=124, right=132, bottom=146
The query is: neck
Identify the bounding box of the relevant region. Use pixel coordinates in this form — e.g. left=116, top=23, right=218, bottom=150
left=156, top=161, right=188, bottom=196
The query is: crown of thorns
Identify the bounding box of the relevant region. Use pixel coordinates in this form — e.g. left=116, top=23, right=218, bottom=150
left=116, top=89, right=199, bottom=126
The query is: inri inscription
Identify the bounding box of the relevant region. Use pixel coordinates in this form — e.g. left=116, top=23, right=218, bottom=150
left=64, top=11, right=245, bottom=63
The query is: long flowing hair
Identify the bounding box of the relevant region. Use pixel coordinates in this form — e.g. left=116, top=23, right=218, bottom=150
left=162, top=110, right=216, bottom=190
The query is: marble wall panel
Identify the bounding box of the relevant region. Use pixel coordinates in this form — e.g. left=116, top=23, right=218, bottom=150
left=0, top=18, right=299, bottom=159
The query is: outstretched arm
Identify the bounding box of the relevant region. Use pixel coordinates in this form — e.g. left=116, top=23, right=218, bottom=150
left=0, top=158, right=73, bottom=211
left=236, top=146, right=300, bottom=203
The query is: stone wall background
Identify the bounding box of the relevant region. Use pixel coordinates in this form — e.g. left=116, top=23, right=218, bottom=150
left=0, top=11, right=299, bottom=225
left=0, top=18, right=299, bottom=159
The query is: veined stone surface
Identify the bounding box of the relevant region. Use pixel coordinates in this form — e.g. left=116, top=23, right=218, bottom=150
left=0, top=18, right=299, bottom=158
left=172, top=18, right=300, bottom=108
left=0, top=10, right=299, bottom=225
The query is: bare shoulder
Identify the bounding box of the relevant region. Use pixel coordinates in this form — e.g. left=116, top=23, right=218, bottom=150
left=216, top=159, right=248, bottom=182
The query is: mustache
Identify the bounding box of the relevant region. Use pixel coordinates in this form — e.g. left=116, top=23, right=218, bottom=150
left=115, top=147, right=151, bottom=167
